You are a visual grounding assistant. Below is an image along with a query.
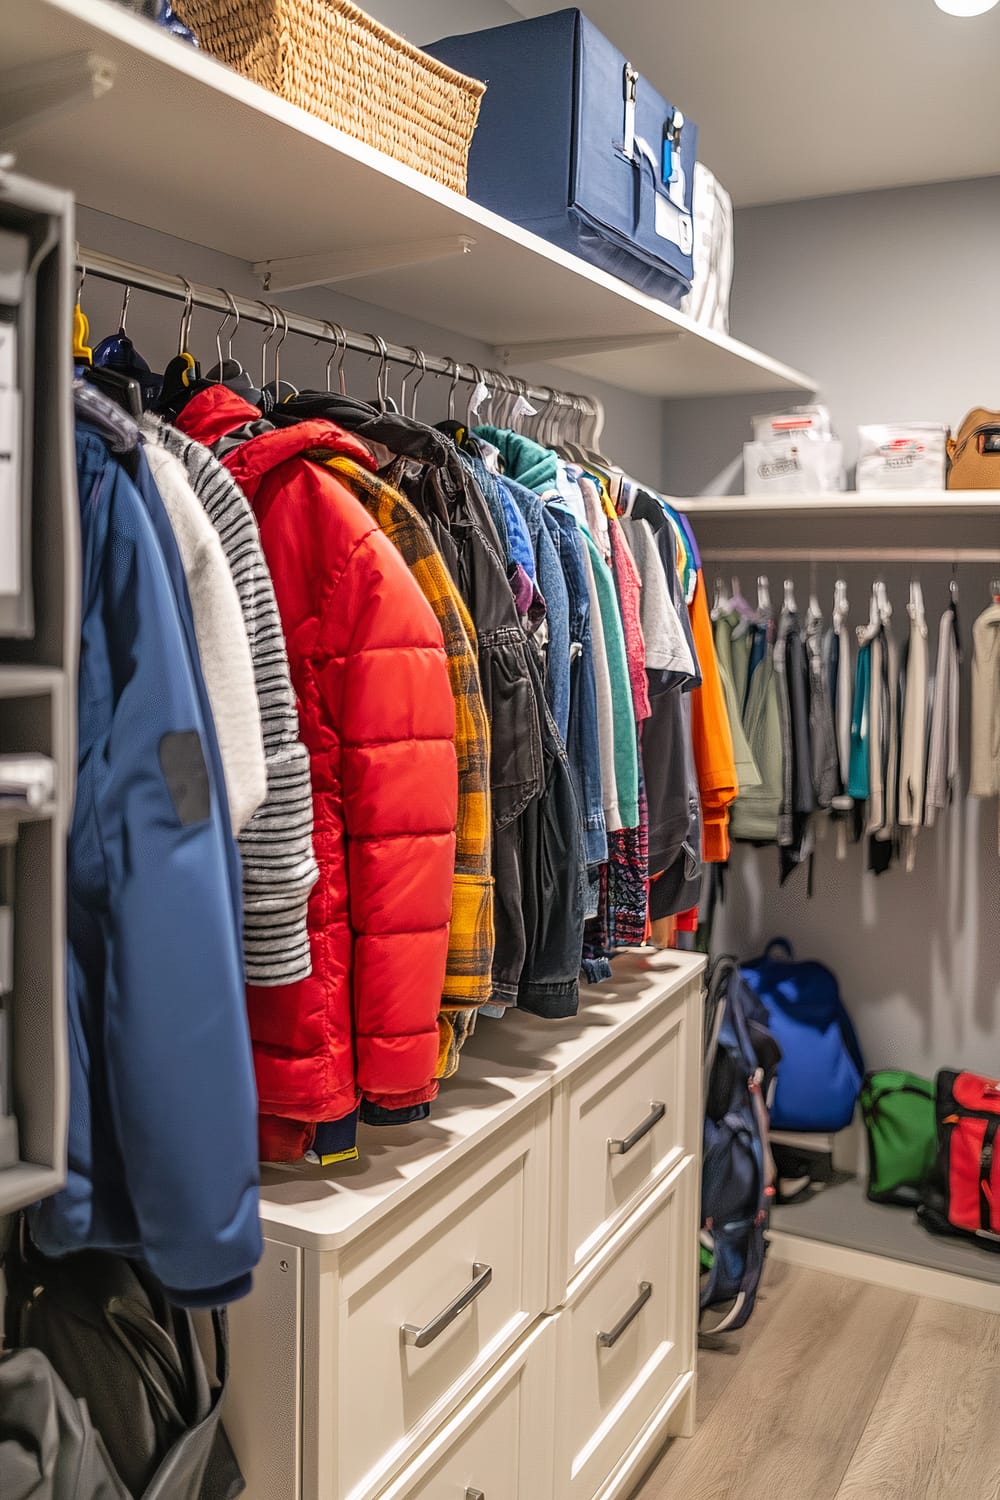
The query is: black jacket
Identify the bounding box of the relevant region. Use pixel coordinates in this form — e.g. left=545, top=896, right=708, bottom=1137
left=279, top=395, right=585, bottom=1015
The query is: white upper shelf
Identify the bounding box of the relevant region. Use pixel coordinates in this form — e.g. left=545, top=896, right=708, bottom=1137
left=2, top=0, right=817, bottom=402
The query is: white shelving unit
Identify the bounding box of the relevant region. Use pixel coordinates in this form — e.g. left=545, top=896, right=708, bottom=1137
left=678, top=491, right=1000, bottom=517
left=675, top=491, right=1000, bottom=565
left=0, top=0, right=817, bottom=402
left=0, top=169, right=77, bottom=1217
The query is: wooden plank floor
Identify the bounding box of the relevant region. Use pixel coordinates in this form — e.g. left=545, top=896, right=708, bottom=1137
left=635, top=1261, right=1000, bottom=1500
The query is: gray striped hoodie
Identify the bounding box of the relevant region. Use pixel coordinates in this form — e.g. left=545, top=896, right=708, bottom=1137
left=142, top=415, right=318, bottom=985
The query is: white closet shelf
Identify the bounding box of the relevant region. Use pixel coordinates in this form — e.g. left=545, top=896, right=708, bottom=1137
left=676, top=492, right=1000, bottom=517
left=1, top=0, right=817, bottom=402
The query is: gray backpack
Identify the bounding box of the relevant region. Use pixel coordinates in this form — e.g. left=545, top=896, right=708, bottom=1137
left=0, top=1346, right=131, bottom=1499
left=2, top=1228, right=243, bottom=1500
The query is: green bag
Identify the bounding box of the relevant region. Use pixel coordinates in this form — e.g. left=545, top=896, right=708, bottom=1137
left=860, top=1070, right=937, bottom=1206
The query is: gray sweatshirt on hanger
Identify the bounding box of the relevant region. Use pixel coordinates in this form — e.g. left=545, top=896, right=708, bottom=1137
left=899, top=589, right=929, bottom=866
left=925, top=603, right=961, bottom=827
left=970, top=602, right=1000, bottom=800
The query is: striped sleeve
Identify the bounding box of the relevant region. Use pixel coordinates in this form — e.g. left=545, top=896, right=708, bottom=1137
left=143, top=416, right=318, bottom=985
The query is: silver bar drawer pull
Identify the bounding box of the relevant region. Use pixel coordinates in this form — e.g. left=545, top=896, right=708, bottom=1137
left=466, top=1491, right=486, bottom=1500
left=608, top=1101, right=666, bottom=1155
left=598, top=1281, right=652, bottom=1348
left=401, top=1263, right=492, bottom=1348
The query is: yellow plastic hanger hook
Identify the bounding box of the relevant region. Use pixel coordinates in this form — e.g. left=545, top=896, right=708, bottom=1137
left=72, top=264, right=92, bottom=364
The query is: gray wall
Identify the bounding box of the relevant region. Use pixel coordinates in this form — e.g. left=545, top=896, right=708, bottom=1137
left=677, top=175, right=1000, bottom=1079
left=662, top=174, right=1000, bottom=495
left=354, top=0, right=520, bottom=43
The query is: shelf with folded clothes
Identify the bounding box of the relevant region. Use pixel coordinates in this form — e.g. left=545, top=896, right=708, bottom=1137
left=1, top=0, right=816, bottom=401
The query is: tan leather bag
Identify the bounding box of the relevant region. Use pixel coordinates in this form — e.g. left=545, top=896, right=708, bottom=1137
left=947, top=408, right=1000, bottom=489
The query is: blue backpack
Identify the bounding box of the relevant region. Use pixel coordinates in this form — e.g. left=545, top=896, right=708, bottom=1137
left=740, top=939, right=865, bottom=1133
left=701, top=956, right=781, bottom=1333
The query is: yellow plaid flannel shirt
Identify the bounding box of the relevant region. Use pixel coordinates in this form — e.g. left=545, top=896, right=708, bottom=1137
left=324, top=456, right=495, bottom=1034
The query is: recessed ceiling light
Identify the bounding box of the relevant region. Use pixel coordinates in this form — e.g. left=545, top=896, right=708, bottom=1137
left=935, top=0, right=999, bottom=14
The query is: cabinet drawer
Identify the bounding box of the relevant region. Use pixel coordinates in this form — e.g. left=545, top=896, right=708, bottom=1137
left=551, top=980, right=693, bottom=1303
left=375, top=1317, right=556, bottom=1500
left=309, top=1102, right=550, bottom=1500
left=554, top=1159, right=695, bottom=1500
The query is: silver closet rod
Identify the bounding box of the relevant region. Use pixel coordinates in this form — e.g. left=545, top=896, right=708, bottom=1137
left=700, top=547, right=1000, bottom=564
left=76, top=246, right=598, bottom=416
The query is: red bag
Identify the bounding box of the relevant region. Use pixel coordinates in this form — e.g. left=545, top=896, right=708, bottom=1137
left=919, top=1070, right=1000, bottom=1247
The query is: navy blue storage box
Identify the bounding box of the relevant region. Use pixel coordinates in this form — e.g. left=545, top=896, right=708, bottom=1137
left=426, top=9, right=697, bottom=307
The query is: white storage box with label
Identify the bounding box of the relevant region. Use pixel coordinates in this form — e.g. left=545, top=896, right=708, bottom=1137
left=856, top=423, right=949, bottom=491
left=681, top=163, right=735, bottom=334
left=745, top=405, right=846, bottom=495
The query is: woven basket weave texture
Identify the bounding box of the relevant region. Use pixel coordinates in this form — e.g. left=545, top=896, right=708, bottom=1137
left=172, top=0, right=485, bottom=194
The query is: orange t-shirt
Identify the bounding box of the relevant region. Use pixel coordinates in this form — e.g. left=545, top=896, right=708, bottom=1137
left=688, top=569, right=738, bottom=862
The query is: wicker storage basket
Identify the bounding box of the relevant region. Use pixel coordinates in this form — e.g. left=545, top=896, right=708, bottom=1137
left=171, top=0, right=485, bottom=194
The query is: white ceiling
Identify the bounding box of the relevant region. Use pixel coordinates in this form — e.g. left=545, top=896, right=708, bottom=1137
left=508, top=0, right=1000, bottom=206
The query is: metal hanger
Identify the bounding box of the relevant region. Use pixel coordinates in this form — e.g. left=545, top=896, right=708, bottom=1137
left=259, top=303, right=279, bottom=390
left=485, top=368, right=507, bottom=426
left=783, top=577, right=797, bottom=613
left=177, top=278, right=195, bottom=359
left=757, top=574, right=772, bottom=616
left=214, top=289, right=240, bottom=374
left=399, top=346, right=426, bottom=420
left=444, top=357, right=460, bottom=421
left=367, top=334, right=390, bottom=412
left=466, top=363, right=489, bottom=429
left=489, top=370, right=514, bottom=429
left=272, top=307, right=298, bottom=399
left=322, top=321, right=348, bottom=395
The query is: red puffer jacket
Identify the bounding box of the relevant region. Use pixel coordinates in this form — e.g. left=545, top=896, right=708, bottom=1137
left=176, top=389, right=457, bottom=1161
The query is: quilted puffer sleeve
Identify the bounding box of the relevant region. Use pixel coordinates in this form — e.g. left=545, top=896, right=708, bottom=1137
left=319, top=526, right=458, bottom=1112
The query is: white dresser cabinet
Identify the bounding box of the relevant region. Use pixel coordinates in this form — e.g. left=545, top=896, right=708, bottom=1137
left=226, top=951, right=704, bottom=1500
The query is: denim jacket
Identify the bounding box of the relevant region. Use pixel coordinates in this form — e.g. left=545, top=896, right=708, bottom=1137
left=545, top=504, right=608, bottom=867
left=502, top=478, right=572, bottom=743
